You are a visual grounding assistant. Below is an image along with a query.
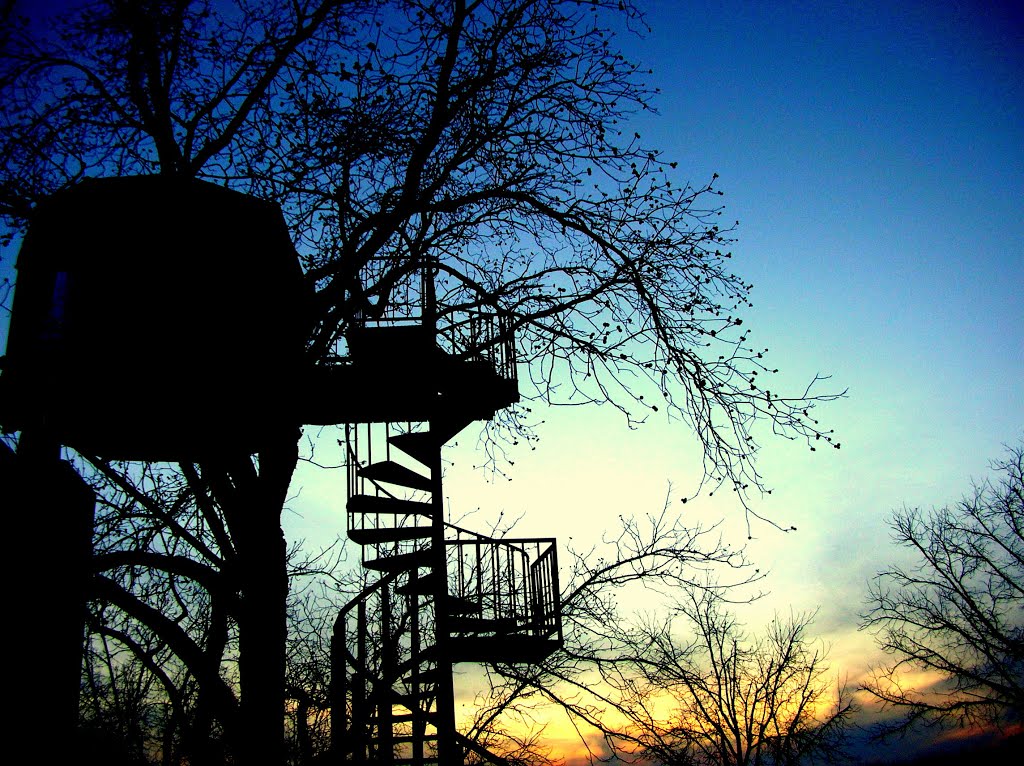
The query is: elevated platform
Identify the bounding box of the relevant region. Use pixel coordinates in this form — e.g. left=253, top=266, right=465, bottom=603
left=450, top=634, right=561, bottom=664
left=302, top=324, right=519, bottom=425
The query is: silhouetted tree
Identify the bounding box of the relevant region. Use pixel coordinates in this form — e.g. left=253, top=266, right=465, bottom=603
left=612, top=594, right=854, bottom=766
left=79, top=453, right=350, bottom=764
left=861, top=440, right=1024, bottom=735
left=1, top=0, right=839, bottom=485
left=462, top=505, right=762, bottom=763
left=79, top=631, right=173, bottom=766
left=2, top=0, right=841, bottom=761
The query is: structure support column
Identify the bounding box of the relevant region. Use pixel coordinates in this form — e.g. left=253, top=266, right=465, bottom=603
left=428, top=420, right=459, bottom=765
left=4, top=435, right=94, bottom=762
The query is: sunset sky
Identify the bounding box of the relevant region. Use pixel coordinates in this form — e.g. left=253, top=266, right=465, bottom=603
left=2, top=0, right=1022, bottom=763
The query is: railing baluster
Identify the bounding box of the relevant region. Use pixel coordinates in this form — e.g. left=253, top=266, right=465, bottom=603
left=475, top=540, right=483, bottom=614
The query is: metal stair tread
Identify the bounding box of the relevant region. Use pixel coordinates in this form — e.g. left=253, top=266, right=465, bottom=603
left=449, top=634, right=562, bottom=664
left=364, top=549, right=433, bottom=572
left=394, top=579, right=481, bottom=615
left=392, top=690, right=434, bottom=708
left=449, top=615, right=520, bottom=633
left=395, top=646, right=438, bottom=677
left=387, top=419, right=473, bottom=461
left=387, top=431, right=443, bottom=465
left=396, top=573, right=438, bottom=595
left=348, top=526, right=433, bottom=545
left=347, top=494, right=432, bottom=516
left=389, top=710, right=439, bottom=724
left=386, top=734, right=440, bottom=744
left=406, top=668, right=443, bottom=684
left=445, top=594, right=483, bottom=615
left=357, top=460, right=432, bottom=492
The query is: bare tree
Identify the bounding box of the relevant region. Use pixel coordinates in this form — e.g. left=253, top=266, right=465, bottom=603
left=284, top=567, right=352, bottom=765
left=79, top=453, right=351, bottom=764
left=608, top=593, right=854, bottom=766
left=861, top=440, right=1024, bottom=735
left=79, top=630, right=176, bottom=766
left=468, top=512, right=853, bottom=766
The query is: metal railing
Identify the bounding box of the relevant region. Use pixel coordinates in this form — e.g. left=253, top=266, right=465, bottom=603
left=338, top=257, right=518, bottom=384
left=343, top=422, right=560, bottom=643
left=358, top=257, right=429, bottom=325
left=445, top=527, right=560, bottom=641
left=436, top=311, right=517, bottom=385
left=332, top=570, right=434, bottom=763
left=344, top=422, right=429, bottom=567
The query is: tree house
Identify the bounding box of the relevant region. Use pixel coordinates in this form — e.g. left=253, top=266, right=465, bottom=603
left=1, top=175, right=310, bottom=460
left=0, top=175, right=563, bottom=764
left=0, top=175, right=312, bottom=762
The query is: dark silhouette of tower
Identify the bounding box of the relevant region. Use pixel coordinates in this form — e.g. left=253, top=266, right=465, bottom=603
left=324, top=258, right=562, bottom=764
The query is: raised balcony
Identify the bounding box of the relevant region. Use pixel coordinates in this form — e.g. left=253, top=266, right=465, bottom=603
left=305, top=309, right=518, bottom=426
left=445, top=530, right=562, bottom=664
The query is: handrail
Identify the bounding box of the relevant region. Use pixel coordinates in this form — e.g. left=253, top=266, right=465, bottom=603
left=444, top=532, right=560, bottom=640
left=340, top=304, right=517, bottom=383
left=442, top=518, right=553, bottom=552
left=436, top=311, right=517, bottom=383
left=337, top=570, right=401, bottom=621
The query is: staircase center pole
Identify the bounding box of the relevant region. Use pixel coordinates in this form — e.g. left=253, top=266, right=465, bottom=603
left=429, top=440, right=459, bottom=763
left=421, top=253, right=460, bottom=763
left=380, top=580, right=395, bottom=764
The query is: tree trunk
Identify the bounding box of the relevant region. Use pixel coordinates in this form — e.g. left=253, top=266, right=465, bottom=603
left=3, top=438, right=94, bottom=762
left=228, top=428, right=300, bottom=766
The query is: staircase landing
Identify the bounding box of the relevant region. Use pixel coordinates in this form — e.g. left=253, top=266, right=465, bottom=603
left=303, top=356, right=518, bottom=425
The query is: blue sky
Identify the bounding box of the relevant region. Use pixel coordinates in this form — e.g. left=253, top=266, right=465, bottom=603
left=546, top=0, right=1024, bottom=757
left=444, top=1, right=1022, bottom=758
left=3, top=0, right=1022, bottom=761
left=615, top=0, right=1023, bottom=513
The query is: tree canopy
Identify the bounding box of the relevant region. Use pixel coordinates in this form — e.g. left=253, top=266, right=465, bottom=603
left=1, top=0, right=840, bottom=503
left=616, top=594, right=854, bottom=766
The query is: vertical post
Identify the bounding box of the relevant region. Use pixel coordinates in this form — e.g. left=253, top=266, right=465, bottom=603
left=550, top=545, right=563, bottom=644
left=475, top=543, right=483, bottom=615
left=355, top=599, right=368, bottom=761
left=5, top=434, right=94, bottom=762
left=428, top=427, right=459, bottom=764
left=421, top=252, right=437, bottom=329
left=408, top=580, right=425, bottom=766
left=419, top=225, right=461, bottom=763
left=380, top=581, right=394, bottom=764
left=330, top=610, right=348, bottom=762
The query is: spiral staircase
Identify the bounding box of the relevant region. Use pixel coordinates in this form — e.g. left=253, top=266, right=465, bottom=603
left=327, top=271, right=562, bottom=764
